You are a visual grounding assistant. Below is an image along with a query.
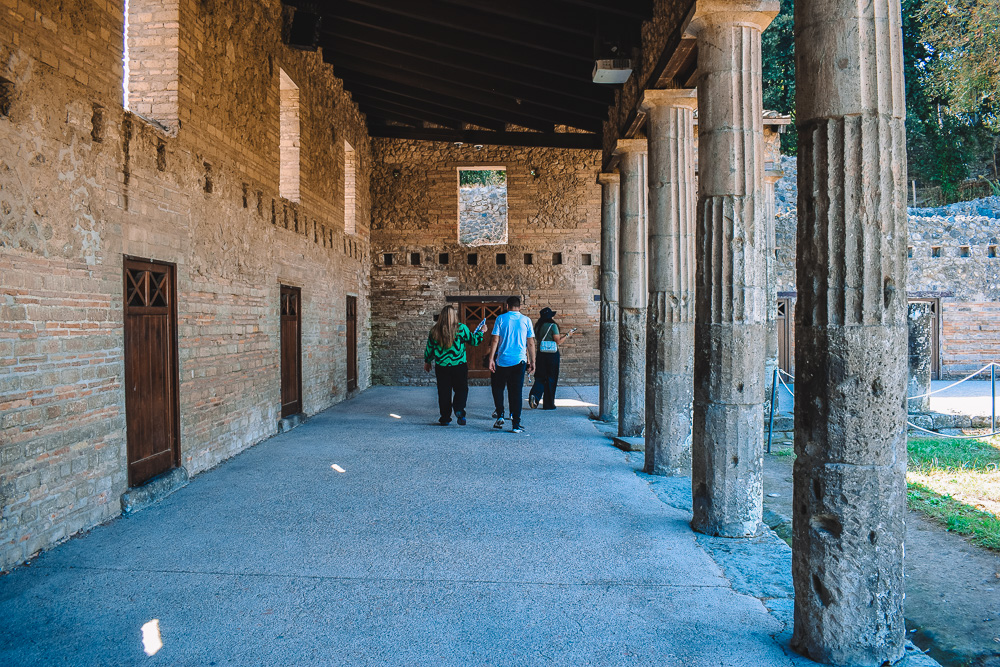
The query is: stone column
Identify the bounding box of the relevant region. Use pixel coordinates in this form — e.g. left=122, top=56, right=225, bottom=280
left=685, top=0, right=777, bottom=537
left=908, top=302, right=932, bottom=413
left=598, top=173, right=621, bottom=422
left=792, top=0, right=908, bottom=663
left=640, top=89, right=697, bottom=475
left=763, top=167, right=784, bottom=418
left=615, top=139, right=648, bottom=437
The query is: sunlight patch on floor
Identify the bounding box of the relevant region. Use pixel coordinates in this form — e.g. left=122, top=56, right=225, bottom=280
left=141, top=619, right=163, bottom=656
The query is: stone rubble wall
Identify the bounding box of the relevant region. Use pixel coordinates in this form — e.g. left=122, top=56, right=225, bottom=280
left=370, top=139, right=602, bottom=386
left=0, top=0, right=372, bottom=570
left=458, top=185, right=508, bottom=246
left=774, top=156, right=1000, bottom=377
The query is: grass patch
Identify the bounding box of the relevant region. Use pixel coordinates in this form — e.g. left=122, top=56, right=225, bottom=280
left=906, top=436, right=1000, bottom=551
left=770, top=447, right=795, bottom=458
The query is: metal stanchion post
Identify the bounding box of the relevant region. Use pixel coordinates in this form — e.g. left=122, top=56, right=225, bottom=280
left=992, top=363, right=996, bottom=435
left=767, top=367, right=778, bottom=454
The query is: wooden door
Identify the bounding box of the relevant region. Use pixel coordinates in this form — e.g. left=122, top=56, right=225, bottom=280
left=910, top=298, right=941, bottom=380
left=124, top=258, right=179, bottom=487
left=346, top=295, right=358, bottom=392
left=459, top=301, right=506, bottom=379
left=776, top=298, right=792, bottom=374
left=280, top=285, right=302, bottom=418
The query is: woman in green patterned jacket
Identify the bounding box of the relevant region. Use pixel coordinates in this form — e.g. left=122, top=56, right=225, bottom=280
left=424, top=304, right=485, bottom=425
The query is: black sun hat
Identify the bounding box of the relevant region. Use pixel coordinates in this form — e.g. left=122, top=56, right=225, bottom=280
left=540, top=307, right=557, bottom=319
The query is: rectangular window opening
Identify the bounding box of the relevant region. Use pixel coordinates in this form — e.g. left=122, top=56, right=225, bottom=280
left=457, top=167, right=508, bottom=247
left=989, top=245, right=998, bottom=258
left=410, top=252, right=421, bottom=266
left=906, top=247, right=913, bottom=259
left=496, top=253, right=507, bottom=266
left=123, top=0, right=180, bottom=129
left=383, top=253, right=393, bottom=266
left=467, top=253, right=478, bottom=266
left=0, top=76, right=12, bottom=117
left=931, top=246, right=942, bottom=258
left=439, top=252, right=449, bottom=265
left=582, top=253, right=593, bottom=266
left=344, top=140, right=357, bottom=234
left=279, top=69, right=301, bottom=202
left=524, top=253, right=533, bottom=265
left=960, top=246, right=970, bottom=257
left=552, top=252, right=563, bottom=265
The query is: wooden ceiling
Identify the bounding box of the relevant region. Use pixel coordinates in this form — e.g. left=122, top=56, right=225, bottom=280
left=281, top=0, right=661, bottom=148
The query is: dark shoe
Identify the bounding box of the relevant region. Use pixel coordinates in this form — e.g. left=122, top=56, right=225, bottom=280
left=493, top=417, right=504, bottom=429
left=457, top=416, right=466, bottom=425
left=512, top=423, right=525, bottom=434
left=528, top=395, right=539, bottom=409
left=438, top=418, right=450, bottom=425
left=540, top=406, right=556, bottom=411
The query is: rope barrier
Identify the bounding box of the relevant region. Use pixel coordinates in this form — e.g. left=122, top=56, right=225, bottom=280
left=767, top=362, right=999, bottom=441
left=903, top=361, right=1000, bottom=400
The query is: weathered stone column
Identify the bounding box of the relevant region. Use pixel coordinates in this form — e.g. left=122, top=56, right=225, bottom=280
left=598, top=173, right=621, bottom=422
left=908, top=302, right=932, bottom=413
left=763, top=167, right=784, bottom=418
left=792, top=0, right=908, bottom=662
left=685, top=0, right=777, bottom=537
left=641, top=89, right=697, bottom=475
left=615, top=139, right=648, bottom=437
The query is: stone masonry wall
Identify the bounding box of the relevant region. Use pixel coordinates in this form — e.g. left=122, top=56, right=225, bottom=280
left=1, top=0, right=371, bottom=570
left=774, top=157, right=1000, bottom=378
left=370, top=140, right=602, bottom=386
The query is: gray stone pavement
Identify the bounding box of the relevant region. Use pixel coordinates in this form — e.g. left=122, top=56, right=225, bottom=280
left=0, top=385, right=826, bottom=666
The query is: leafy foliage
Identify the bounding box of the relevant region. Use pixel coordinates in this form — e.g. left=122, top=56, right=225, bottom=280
left=918, top=0, right=1000, bottom=130
left=762, top=0, right=997, bottom=199
left=761, top=0, right=795, bottom=153
left=459, top=169, right=506, bottom=187
left=904, top=0, right=995, bottom=200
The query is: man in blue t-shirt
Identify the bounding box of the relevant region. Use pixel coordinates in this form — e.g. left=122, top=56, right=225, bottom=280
left=488, top=295, right=535, bottom=433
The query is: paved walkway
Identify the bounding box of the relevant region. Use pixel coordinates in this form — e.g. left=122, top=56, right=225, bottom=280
left=0, top=386, right=820, bottom=666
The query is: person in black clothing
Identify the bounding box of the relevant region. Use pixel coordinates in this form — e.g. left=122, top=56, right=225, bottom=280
left=528, top=307, right=576, bottom=410
left=424, top=305, right=485, bottom=425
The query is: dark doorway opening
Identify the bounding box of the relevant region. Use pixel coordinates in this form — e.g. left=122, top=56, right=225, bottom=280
left=280, top=285, right=302, bottom=418
left=457, top=301, right=506, bottom=379
left=123, top=257, right=180, bottom=487
left=909, top=298, right=941, bottom=380
left=346, top=295, right=358, bottom=392
left=776, top=297, right=792, bottom=375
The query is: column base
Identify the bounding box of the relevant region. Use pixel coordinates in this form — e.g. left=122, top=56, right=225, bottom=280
left=611, top=435, right=644, bottom=452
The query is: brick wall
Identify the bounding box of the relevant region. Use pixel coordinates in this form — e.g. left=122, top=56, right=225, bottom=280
left=1, top=0, right=371, bottom=570
left=369, top=139, right=602, bottom=386
left=939, top=302, right=1000, bottom=378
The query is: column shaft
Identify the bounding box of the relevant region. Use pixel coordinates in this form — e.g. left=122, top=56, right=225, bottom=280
left=763, top=168, right=783, bottom=415
left=598, top=173, right=621, bottom=422
left=615, top=140, right=648, bottom=437
left=642, top=91, right=697, bottom=475
left=687, top=4, right=775, bottom=537
left=792, top=0, right=908, bottom=662
left=907, top=302, right=932, bottom=413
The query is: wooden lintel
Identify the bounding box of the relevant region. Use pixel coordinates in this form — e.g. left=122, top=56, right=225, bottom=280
left=368, top=125, right=602, bottom=150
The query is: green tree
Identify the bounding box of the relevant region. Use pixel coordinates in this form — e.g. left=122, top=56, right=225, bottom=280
left=761, top=0, right=795, bottom=153
left=918, top=0, right=1000, bottom=130
left=459, top=169, right=507, bottom=187
left=904, top=0, right=993, bottom=201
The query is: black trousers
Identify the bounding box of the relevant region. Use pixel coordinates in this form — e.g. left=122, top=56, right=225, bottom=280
left=529, top=351, right=560, bottom=409
left=491, top=362, right=526, bottom=425
left=434, top=363, right=469, bottom=422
